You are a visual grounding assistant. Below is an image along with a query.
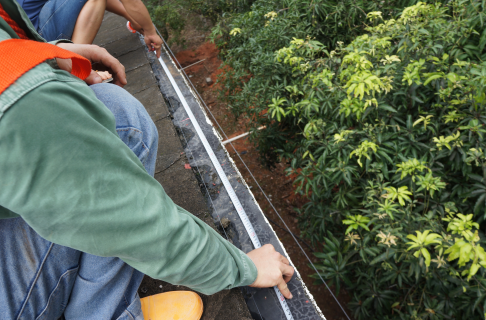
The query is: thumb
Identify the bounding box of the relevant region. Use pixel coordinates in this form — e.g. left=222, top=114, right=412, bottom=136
left=84, top=70, right=102, bottom=85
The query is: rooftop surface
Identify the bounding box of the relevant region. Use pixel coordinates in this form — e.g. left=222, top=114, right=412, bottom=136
left=94, top=12, right=252, bottom=320
left=94, top=12, right=324, bottom=320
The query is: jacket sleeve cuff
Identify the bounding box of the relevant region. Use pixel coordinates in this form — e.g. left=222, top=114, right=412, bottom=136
left=48, top=39, right=73, bottom=45
left=47, top=40, right=75, bottom=69
left=239, top=249, right=258, bottom=287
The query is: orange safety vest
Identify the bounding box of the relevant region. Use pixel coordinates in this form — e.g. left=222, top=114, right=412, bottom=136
left=0, top=3, right=91, bottom=95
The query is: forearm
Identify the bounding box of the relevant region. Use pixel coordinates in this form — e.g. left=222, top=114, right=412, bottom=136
left=118, top=0, right=156, bottom=34
left=0, top=79, right=257, bottom=294
left=106, top=0, right=133, bottom=22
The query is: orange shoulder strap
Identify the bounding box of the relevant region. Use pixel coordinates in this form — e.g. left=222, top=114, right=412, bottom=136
left=0, top=39, right=92, bottom=95
left=0, top=3, right=91, bottom=95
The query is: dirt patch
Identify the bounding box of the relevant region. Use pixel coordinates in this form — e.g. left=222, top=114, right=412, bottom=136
left=169, top=24, right=353, bottom=319
left=166, top=11, right=213, bottom=52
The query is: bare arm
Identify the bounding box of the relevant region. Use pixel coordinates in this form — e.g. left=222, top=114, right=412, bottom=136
left=117, top=0, right=163, bottom=57
left=106, top=0, right=142, bottom=32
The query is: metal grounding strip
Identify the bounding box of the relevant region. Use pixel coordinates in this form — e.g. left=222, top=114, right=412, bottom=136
left=157, top=33, right=351, bottom=320
left=162, top=89, right=266, bottom=320
left=157, top=53, right=295, bottom=320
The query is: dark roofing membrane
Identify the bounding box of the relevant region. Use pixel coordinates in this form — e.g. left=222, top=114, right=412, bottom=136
left=143, top=36, right=325, bottom=320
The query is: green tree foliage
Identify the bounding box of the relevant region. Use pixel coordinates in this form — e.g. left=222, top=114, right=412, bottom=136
left=145, top=0, right=253, bottom=45
left=145, top=0, right=188, bottom=45
left=210, top=0, right=428, bottom=161
left=213, top=0, right=486, bottom=318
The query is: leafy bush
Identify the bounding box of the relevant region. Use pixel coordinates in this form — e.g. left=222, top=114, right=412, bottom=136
left=145, top=0, right=189, bottom=45
left=145, top=0, right=253, bottom=45
left=210, top=0, right=427, bottom=162
left=215, top=0, right=486, bottom=318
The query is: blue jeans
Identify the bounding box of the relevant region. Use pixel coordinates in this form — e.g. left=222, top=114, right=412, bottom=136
left=37, top=0, right=89, bottom=41
left=0, top=84, right=158, bottom=319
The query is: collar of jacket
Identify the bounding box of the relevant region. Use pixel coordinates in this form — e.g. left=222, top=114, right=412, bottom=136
left=0, top=0, right=44, bottom=42
left=0, top=0, right=80, bottom=120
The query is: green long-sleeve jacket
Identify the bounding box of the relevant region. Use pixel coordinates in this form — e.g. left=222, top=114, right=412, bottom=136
left=0, top=0, right=257, bottom=294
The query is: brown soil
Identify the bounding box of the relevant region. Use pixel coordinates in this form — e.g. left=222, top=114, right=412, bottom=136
left=168, top=16, right=354, bottom=320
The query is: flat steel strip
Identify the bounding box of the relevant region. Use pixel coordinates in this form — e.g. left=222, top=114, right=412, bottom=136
left=157, top=55, right=295, bottom=320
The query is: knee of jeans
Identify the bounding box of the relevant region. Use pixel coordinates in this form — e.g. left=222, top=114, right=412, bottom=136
left=141, top=111, right=158, bottom=155
left=90, top=83, right=158, bottom=144
left=90, top=83, right=158, bottom=170
left=149, top=120, right=158, bottom=152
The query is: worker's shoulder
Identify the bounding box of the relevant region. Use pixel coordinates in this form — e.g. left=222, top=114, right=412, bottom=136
left=0, top=61, right=84, bottom=119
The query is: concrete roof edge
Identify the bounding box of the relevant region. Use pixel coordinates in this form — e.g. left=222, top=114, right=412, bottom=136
left=142, top=33, right=326, bottom=320
left=168, top=51, right=326, bottom=320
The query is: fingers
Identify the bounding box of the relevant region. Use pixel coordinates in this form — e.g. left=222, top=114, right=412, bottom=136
left=278, top=262, right=294, bottom=298
left=144, top=37, right=154, bottom=54
left=154, top=46, right=161, bottom=58
left=278, top=252, right=293, bottom=283
left=96, top=71, right=113, bottom=81
left=144, top=34, right=163, bottom=58
left=56, top=57, right=72, bottom=73
left=153, top=42, right=161, bottom=58
left=247, top=244, right=295, bottom=299
left=55, top=43, right=127, bottom=87
left=281, top=262, right=294, bottom=283
left=94, top=48, right=126, bottom=87
left=84, top=70, right=102, bottom=85
left=277, top=278, right=293, bottom=299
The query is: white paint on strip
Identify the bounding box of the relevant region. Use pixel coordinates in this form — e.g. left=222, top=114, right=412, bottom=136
left=157, top=55, right=295, bottom=320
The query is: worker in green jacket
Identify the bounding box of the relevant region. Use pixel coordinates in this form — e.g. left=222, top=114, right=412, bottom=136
left=0, top=1, right=294, bottom=319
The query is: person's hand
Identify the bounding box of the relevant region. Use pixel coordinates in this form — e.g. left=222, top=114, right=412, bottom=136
left=247, top=244, right=295, bottom=299
left=143, top=30, right=163, bottom=58
left=96, top=70, right=113, bottom=81
left=55, top=43, right=127, bottom=87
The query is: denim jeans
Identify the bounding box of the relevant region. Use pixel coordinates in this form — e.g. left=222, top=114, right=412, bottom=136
left=0, top=83, right=158, bottom=319
left=37, top=0, right=89, bottom=41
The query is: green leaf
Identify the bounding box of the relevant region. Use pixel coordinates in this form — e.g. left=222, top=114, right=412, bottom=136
left=345, top=225, right=354, bottom=234
left=370, top=249, right=395, bottom=265
left=421, top=248, right=431, bottom=267
left=379, top=104, right=397, bottom=113
left=424, top=74, right=443, bottom=86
